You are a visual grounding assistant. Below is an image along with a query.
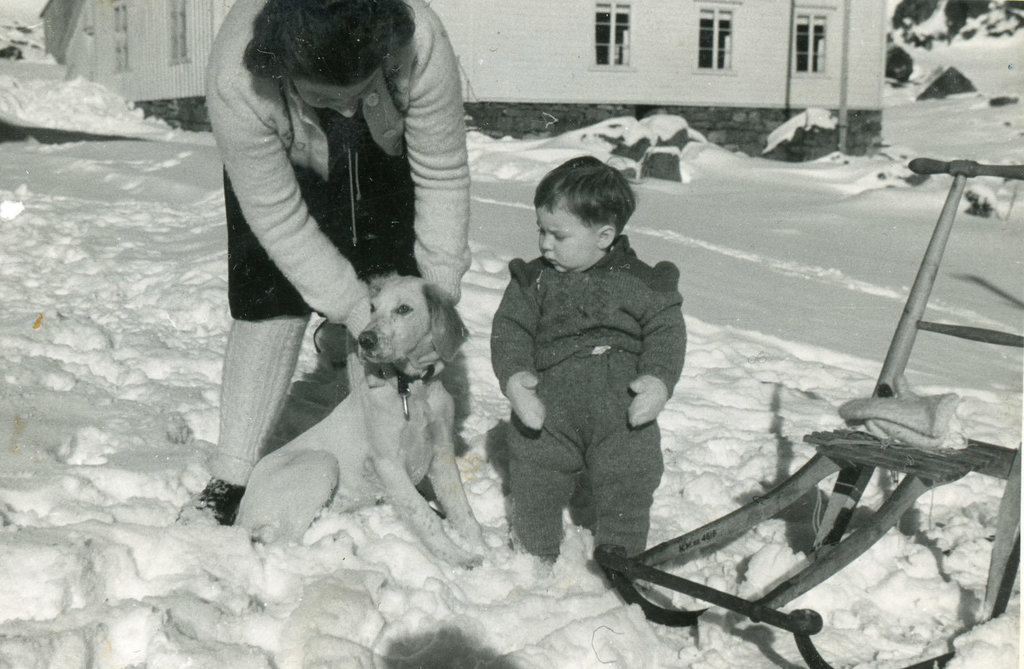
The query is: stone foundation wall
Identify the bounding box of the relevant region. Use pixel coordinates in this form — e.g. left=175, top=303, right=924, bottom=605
left=138, top=96, right=881, bottom=162
left=136, top=96, right=210, bottom=132
left=465, top=102, right=882, bottom=160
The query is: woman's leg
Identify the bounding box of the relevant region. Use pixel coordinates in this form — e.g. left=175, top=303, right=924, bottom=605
left=211, top=315, right=308, bottom=486
left=186, top=170, right=316, bottom=525
left=191, top=315, right=307, bottom=525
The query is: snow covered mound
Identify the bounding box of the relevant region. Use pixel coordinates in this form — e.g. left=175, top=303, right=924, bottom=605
left=891, top=0, right=1023, bottom=47
left=0, top=15, right=48, bottom=63
left=763, top=108, right=837, bottom=156
left=470, top=115, right=709, bottom=183
left=0, top=75, right=179, bottom=139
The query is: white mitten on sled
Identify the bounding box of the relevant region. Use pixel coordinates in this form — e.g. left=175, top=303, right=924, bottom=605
left=838, top=377, right=966, bottom=450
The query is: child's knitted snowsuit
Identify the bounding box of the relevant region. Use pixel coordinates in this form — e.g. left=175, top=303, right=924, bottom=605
left=491, top=236, right=686, bottom=558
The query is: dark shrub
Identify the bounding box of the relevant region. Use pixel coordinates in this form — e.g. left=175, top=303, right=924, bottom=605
left=892, top=0, right=941, bottom=30
left=0, top=45, right=23, bottom=60
left=886, top=45, right=914, bottom=82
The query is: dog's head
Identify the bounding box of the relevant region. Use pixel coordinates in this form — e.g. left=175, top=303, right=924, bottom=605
left=357, top=275, right=468, bottom=368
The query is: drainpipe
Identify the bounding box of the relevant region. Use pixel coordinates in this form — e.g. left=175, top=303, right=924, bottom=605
left=837, top=0, right=852, bottom=153
left=785, top=0, right=795, bottom=116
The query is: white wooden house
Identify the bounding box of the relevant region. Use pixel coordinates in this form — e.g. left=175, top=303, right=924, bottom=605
left=41, top=0, right=235, bottom=100
left=433, top=0, right=887, bottom=154
left=40, top=0, right=888, bottom=154
left=436, top=1, right=885, bottom=109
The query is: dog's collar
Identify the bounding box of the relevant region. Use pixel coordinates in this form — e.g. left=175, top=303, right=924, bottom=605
left=396, top=364, right=437, bottom=396
left=371, top=364, right=437, bottom=420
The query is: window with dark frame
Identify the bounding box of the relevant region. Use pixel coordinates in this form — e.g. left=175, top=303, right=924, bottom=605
left=170, top=0, right=189, bottom=63
left=113, top=0, right=129, bottom=72
left=794, top=13, right=827, bottom=73
left=698, top=7, right=732, bottom=70
left=595, top=3, right=631, bottom=66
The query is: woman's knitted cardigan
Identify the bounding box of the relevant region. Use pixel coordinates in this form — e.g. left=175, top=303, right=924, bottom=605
left=206, top=0, right=471, bottom=332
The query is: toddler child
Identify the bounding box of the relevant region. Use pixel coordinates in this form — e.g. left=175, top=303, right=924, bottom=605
left=490, top=156, right=686, bottom=561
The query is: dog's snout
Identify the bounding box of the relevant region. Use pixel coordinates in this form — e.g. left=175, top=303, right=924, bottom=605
left=358, top=330, right=378, bottom=351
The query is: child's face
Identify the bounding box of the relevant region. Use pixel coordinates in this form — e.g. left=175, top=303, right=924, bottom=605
left=536, top=204, right=615, bottom=273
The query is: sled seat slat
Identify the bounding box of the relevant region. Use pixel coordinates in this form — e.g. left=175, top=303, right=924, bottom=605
left=805, top=429, right=1018, bottom=483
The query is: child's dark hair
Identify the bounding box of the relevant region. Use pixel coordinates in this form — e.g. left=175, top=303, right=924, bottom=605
left=244, top=0, right=415, bottom=86
left=534, top=156, right=636, bottom=233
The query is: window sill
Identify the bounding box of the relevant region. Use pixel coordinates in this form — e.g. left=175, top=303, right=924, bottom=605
left=692, top=68, right=739, bottom=77
left=588, top=65, right=638, bottom=73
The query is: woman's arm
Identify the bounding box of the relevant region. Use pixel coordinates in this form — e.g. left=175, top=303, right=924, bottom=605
left=402, top=0, right=472, bottom=302
left=206, top=0, right=370, bottom=331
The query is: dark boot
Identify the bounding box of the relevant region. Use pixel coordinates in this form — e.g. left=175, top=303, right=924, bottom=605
left=192, top=478, right=246, bottom=526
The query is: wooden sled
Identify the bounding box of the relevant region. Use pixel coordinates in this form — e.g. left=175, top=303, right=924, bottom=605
left=597, top=158, right=1024, bottom=668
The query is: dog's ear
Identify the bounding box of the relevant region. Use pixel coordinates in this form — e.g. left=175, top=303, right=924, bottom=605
left=423, top=283, right=468, bottom=362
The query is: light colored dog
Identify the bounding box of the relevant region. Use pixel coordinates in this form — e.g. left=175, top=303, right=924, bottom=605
left=236, top=275, right=484, bottom=568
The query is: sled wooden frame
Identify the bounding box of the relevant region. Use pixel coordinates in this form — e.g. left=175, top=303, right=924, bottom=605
left=596, top=158, right=1024, bottom=669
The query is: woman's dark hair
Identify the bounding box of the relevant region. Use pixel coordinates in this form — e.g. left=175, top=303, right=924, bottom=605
left=244, top=0, right=415, bottom=85
left=534, top=156, right=636, bottom=233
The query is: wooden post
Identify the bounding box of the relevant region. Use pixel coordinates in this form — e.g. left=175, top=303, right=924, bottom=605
left=813, top=171, right=969, bottom=551
left=981, top=448, right=1021, bottom=621
left=875, top=173, right=968, bottom=396
left=837, top=0, right=852, bottom=153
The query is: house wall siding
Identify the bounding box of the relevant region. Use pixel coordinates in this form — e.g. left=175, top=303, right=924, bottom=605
left=430, top=0, right=883, bottom=111
left=48, top=0, right=884, bottom=111
left=46, top=0, right=885, bottom=158
left=54, top=0, right=219, bottom=101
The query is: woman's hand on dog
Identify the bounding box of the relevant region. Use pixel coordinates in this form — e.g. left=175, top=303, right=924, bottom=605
left=506, top=371, right=546, bottom=430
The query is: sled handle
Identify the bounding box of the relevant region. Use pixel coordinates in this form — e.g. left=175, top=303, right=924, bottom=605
left=909, top=158, right=1024, bottom=180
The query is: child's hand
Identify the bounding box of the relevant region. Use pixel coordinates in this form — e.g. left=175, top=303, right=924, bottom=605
left=506, top=371, right=546, bottom=430
left=628, top=375, right=668, bottom=427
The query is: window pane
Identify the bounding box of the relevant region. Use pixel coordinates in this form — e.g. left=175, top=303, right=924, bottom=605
left=699, top=20, right=713, bottom=49
left=794, top=14, right=828, bottom=73
left=698, top=9, right=732, bottom=70
left=813, top=22, right=826, bottom=72
left=596, top=3, right=630, bottom=66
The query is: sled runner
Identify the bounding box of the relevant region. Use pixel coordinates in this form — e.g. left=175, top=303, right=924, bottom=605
left=597, top=158, right=1024, bottom=669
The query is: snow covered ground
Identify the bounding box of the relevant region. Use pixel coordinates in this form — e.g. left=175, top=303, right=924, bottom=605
left=0, top=10, right=1020, bottom=669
